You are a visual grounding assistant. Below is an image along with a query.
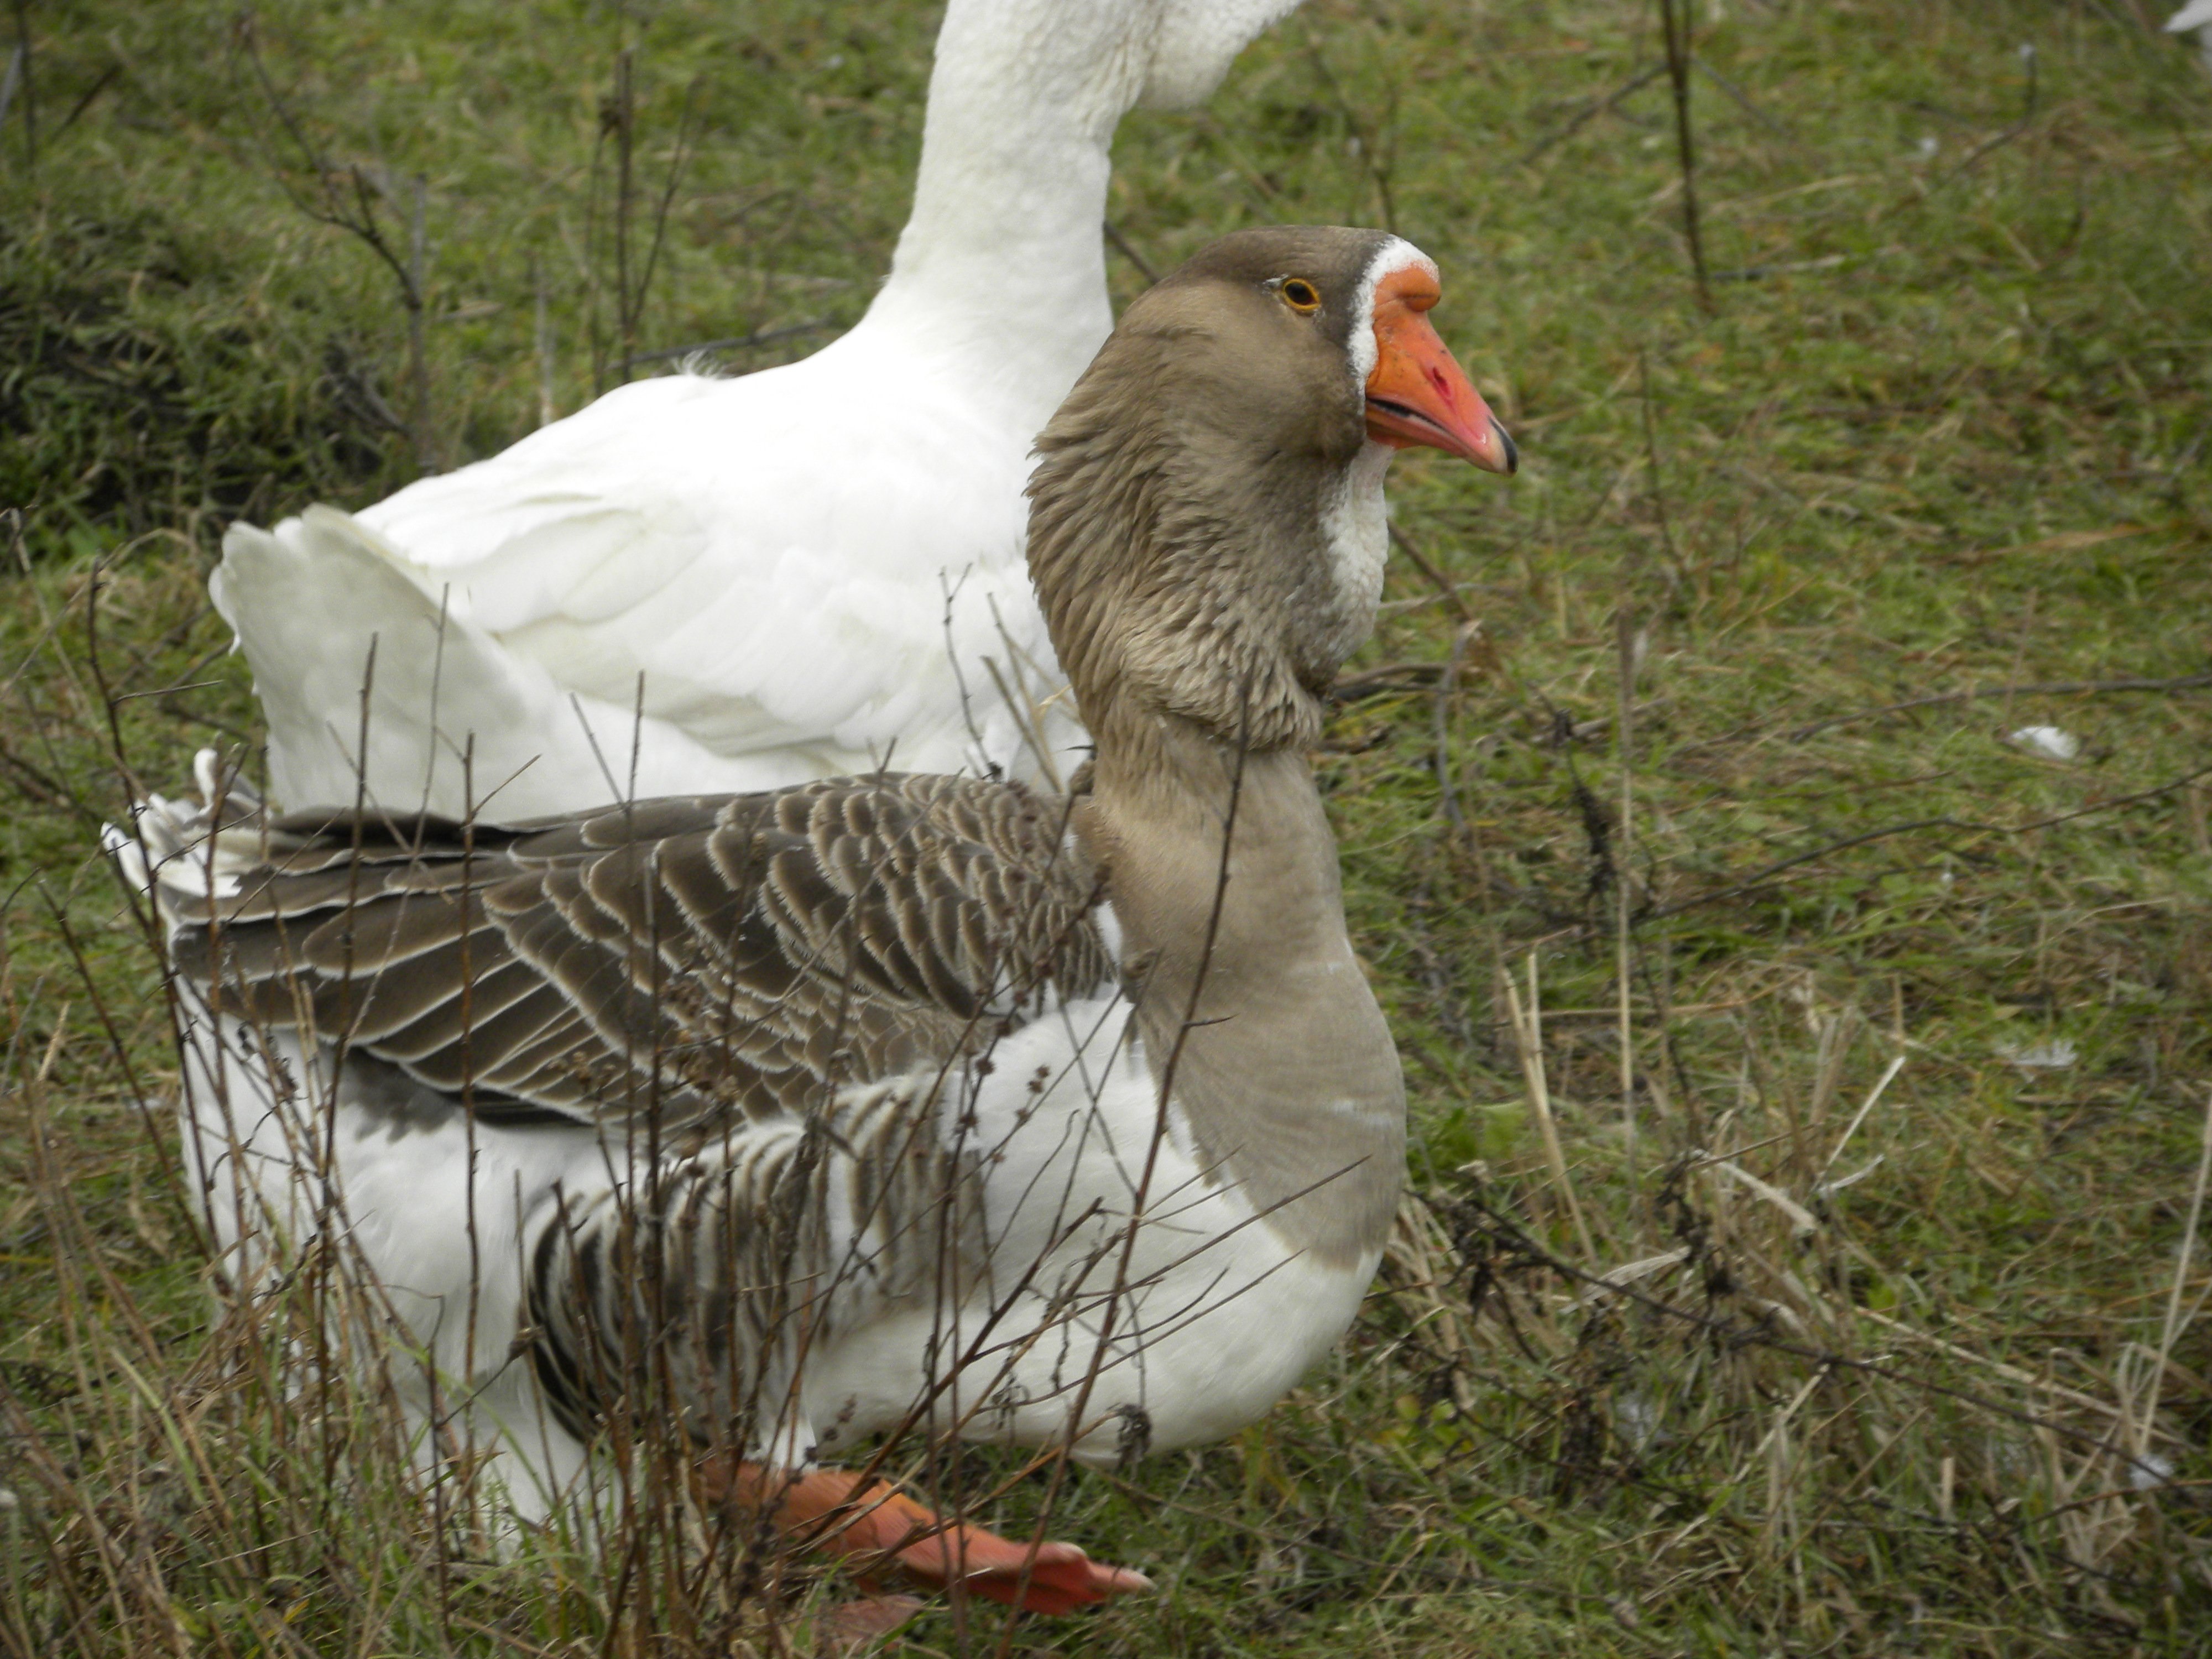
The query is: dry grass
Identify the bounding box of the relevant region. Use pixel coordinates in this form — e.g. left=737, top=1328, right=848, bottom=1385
left=3, top=0, right=2211, bottom=1653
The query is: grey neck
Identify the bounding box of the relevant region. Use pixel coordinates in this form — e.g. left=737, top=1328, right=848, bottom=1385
left=1077, top=716, right=1405, bottom=1267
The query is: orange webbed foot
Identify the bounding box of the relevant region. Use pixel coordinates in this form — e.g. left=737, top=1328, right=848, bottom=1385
left=701, top=1459, right=1152, bottom=1616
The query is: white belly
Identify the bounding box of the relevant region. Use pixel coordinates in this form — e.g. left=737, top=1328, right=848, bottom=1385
left=174, top=988, right=1375, bottom=1517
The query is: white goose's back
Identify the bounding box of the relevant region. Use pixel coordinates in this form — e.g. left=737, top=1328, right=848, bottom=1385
left=216, top=0, right=1303, bottom=818
left=360, top=331, right=1065, bottom=793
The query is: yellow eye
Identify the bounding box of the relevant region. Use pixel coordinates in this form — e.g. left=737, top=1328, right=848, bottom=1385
left=1279, top=278, right=1322, bottom=314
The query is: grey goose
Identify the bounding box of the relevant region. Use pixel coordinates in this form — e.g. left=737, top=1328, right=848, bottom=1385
left=113, top=224, right=1514, bottom=1614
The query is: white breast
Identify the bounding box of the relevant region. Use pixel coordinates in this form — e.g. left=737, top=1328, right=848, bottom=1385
left=801, top=992, right=1377, bottom=1463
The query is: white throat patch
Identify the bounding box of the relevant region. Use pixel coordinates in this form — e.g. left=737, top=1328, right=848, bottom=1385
left=1317, top=440, right=1396, bottom=660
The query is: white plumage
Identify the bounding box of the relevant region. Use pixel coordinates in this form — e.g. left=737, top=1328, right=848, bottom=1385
left=215, top=0, right=1302, bottom=818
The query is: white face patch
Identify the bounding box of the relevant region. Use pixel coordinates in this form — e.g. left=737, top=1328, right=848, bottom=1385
left=1315, top=236, right=1442, bottom=655
left=1343, top=237, right=1439, bottom=389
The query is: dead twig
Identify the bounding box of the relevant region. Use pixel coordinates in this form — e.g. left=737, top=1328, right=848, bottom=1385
left=1657, top=0, right=1713, bottom=310
left=2136, top=1088, right=2212, bottom=1469
left=1941, top=43, right=2041, bottom=183
left=614, top=319, right=834, bottom=376
left=1519, top=63, right=1667, bottom=166
left=1434, top=623, right=1476, bottom=832
left=588, top=48, right=703, bottom=390
left=1500, top=953, right=1596, bottom=1260
left=236, top=18, right=436, bottom=472
left=1462, top=1197, right=2182, bottom=1482
left=1693, top=58, right=1796, bottom=142
left=1648, top=757, right=2212, bottom=920
left=1671, top=670, right=2212, bottom=753
left=1103, top=220, right=1158, bottom=285
left=50, top=62, right=117, bottom=144
left=7, top=0, right=33, bottom=170
left=1331, top=660, right=1448, bottom=702
left=1305, top=34, right=1399, bottom=233
left=1389, top=523, right=1476, bottom=625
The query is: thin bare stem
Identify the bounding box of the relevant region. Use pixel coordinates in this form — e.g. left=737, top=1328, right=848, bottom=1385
left=2138, top=1087, right=2212, bottom=1463
left=406, top=174, right=432, bottom=473
left=534, top=258, right=557, bottom=426
left=1502, top=952, right=1594, bottom=1259
left=1103, top=219, right=1158, bottom=284
left=1433, top=621, right=1474, bottom=833
left=236, top=20, right=435, bottom=471
left=612, top=46, right=637, bottom=380
left=7, top=0, right=33, bottom=170
left=1657, top=0, right=1712, bottom=311
left=1615, top=602, right=1638, bottom=1217
left=1389, top=522, right=1477, bottom=625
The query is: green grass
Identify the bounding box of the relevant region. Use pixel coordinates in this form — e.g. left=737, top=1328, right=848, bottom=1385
left=4, top=0, right=2212, bottom=1653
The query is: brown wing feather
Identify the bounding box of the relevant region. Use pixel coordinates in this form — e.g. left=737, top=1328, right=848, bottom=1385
left=158, top=775, right=1111, bottom=1133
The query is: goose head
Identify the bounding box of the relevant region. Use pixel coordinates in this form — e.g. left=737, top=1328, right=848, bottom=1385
left=1029, top=225, right=1512, bottom=755
left=922, top=0, right=1302, bottom=153
left=1139, top=0, right=1307, bottom=109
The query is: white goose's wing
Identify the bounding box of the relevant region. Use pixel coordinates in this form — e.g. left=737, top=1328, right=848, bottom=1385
left=213, top=507, right=757, bottom=820
left=218, top=338, right=1076, bottom=817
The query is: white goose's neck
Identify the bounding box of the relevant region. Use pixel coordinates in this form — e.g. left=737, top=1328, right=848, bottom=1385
left=862, top=0, right=1150, bottom=430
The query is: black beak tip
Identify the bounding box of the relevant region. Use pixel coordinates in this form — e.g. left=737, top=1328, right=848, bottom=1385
left=1494, top=416, right=1519, bottom=476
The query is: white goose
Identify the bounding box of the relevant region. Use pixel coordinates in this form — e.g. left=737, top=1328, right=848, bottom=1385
left=216, top=0, right=1302, bottom=821
left=121, top=226, right=1515, bottom=1611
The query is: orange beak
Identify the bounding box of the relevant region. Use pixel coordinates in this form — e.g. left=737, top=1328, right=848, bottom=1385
left=1363, top=265, right=1516, bottom=475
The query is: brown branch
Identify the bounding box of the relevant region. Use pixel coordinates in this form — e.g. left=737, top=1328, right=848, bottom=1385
left=1940, top=43, right=2039, bottom=184
left=1656, top=0, right=1712, bottom=310
left=1103, top=220, right=1157, bottom=285
left=1332, top=660, right=1443, bottom=703
left=1388, top=522, right=1475, bottom=625
left=7, top=0, right=33, bottom=170
left=1671, top=670, right=2212, bottom=754
left=1638, top=353, right=1678, bottom=569
left=1647, top=759, right=2212, bottom=920
left=1303, top=36, right=1398, bottom=233
left=1693, top=58, right=1796, bottom=142
left=1434, top=624, right=1475, bottom=832
left=612, top=48, right=637, bottom=379
left=1459, top=1197, right=2179, bottom=1487
left=614, top=319, right=834, bottom=375
left=236, top=18, right=434, bottom=472
left=1518, top=62, right=1666, bottom=166
left=0, top=732, right=70, bottom=809
left=631, top=72, right=705, bottom=366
